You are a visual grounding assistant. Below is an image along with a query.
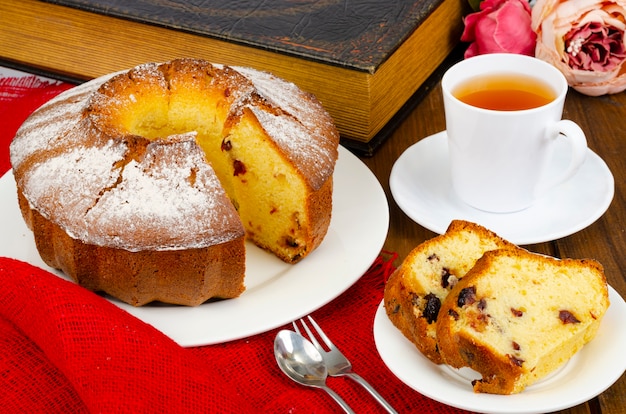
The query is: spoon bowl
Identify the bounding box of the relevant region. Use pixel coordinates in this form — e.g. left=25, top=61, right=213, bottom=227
left=274, top=330, right=354, bottom=413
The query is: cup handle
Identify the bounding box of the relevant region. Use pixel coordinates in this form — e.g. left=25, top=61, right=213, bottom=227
left=535, top=120, right=587, bottom=197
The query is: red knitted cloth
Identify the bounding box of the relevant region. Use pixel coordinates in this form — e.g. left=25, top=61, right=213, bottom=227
left=0, top=76, right=473, bottom=413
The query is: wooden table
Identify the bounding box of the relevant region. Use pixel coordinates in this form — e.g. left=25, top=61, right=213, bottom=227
left=363, top=73, right=626, bottom=414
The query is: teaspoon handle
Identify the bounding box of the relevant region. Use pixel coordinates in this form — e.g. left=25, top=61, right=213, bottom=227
left=345, top=372, right=398, bottom=414
left=322, top=385, right=355, bottom=414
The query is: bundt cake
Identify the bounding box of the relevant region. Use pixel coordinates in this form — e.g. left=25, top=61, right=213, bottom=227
left=436, top=248, right=609, bottom=394
left=384, top=220, right=517, bottom=363
left=9, top=58, right=340, bottom=306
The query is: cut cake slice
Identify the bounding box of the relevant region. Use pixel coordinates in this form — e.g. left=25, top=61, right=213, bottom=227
left=436, top=248, right=609, bottom=394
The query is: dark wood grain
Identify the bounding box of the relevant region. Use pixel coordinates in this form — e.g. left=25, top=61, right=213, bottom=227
left=361, top=69, right=626, bottom=414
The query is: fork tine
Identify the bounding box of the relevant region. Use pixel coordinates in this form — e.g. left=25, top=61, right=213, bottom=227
left=299, top=318, right=324, bottom=351
left=291, top=321, right=301, bottom=335
left=306, top=316, right=335, bottom=348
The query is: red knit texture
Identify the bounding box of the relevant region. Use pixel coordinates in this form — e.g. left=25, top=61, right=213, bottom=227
left=0, top=78, right=474, bottom=413
left=0, top=76, right=72, bottom=174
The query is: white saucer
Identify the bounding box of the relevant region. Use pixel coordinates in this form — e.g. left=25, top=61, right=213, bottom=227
left=389, top=131, right=614, bottom=244
left=374, top=286, right=626, bottom=414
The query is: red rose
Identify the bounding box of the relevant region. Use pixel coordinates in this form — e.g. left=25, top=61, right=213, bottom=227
left=462, top=0, right=537, bottom=58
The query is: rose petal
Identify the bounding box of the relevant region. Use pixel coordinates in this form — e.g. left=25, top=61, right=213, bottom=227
left=462, top=0, right=536, bottom=57
left=461, top=0, right=508, bottom=42
left=489, top=1, right=536, bottom=55
left=465, top=42, right=481, bottom=58
left=462, top=11, right=485, bottom=42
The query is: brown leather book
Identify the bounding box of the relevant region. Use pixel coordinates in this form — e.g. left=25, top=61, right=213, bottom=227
left=0, top=0, right=467, bottom=153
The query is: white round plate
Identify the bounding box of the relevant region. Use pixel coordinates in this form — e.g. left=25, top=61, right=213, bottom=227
left=390, top=131, right=614, bottom=244
left=373, top=286, right=626, bottom=414
left=0, top=146, right=389, bottom=346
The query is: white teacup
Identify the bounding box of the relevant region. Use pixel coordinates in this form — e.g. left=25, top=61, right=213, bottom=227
left=442, top=53, right=587, bottom=213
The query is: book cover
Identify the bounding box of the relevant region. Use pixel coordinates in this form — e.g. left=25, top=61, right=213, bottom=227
left=43, top=0, right=446, bottom=74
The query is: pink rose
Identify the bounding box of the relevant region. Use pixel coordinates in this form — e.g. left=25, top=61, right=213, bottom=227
left=532, top=0, right=626, bottom=95
left=462, top=0, right=536, bottom=58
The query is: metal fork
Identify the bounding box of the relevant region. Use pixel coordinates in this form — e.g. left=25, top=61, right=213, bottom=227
left=294, top=316, right=398, bottom=414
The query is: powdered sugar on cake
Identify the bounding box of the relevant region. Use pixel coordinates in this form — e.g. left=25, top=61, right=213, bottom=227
left=18, top=123, right=238, bottom=251
left=11, top=76, right=242, bottom=251
left=235, top=66, right=338, bottom=188
left=249, top=107, right=335, bottom=187
left=85, top=136, right=242, bottom=251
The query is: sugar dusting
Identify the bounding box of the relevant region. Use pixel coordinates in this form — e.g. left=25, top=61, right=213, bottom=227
left=86, top=136, right=243, bottom=251
left=9, top=83, right=96, bottom=170
left=12, top=74, right=243, bottom=251
left=233, top=66, right=339, bottom=187
left=249, top=107, right=334, bottom=186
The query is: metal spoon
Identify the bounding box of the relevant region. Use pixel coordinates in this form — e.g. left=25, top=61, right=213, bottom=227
left=274, top=330, right=355, bottom=414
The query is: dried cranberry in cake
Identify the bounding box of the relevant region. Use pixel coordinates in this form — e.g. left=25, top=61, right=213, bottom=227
left=233, top=159, right=246, bottom=176
left=457, top=286, right=477, bottom=307
left=559, top=310, right=581, bottom=324
left=508, top=355, right=525, bottom=367
left=448, top=308, right=460, bottom=320
left=221, top=138, right=232, bottom=151
left=465, top=298, right=490, bottom=333
left=423, top=293, right=441, bottom=324
left=285, top=236, right=299, bottom=248
left=441, top=267, right=459, bottom=289
left=390, top=302, right=401, bottom=314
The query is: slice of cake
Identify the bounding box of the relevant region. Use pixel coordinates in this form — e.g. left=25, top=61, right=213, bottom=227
left=384, top=220, right=517, bottom=363
left=436, top=248, right=609, bottom=394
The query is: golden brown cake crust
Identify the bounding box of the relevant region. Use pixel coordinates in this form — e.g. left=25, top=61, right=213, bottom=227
left=10, top=58, right=339, bottom=306
left=384, top=220, right=517, bottom=364
left=23, top=195, right=245, bottom=306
